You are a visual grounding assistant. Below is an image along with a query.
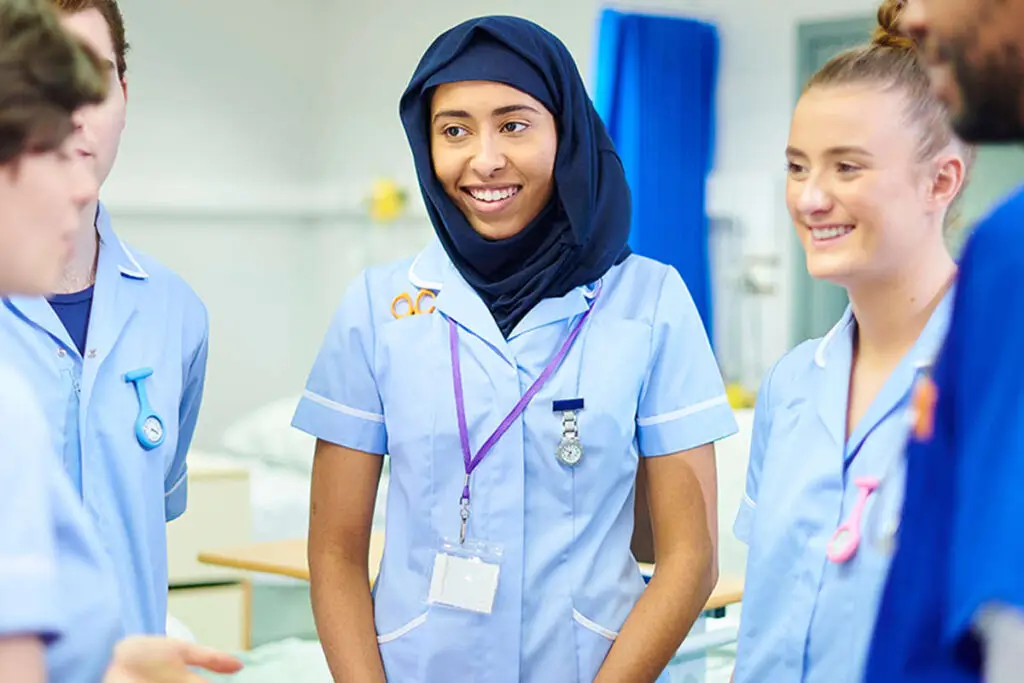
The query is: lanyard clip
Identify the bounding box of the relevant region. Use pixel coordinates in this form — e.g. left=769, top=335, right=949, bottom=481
left=459, top=473, right=470, bottom=544
left=459, top=503, right=469, bottom=545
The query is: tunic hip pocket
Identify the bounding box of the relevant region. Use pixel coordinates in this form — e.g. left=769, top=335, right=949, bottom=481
left=572, top=608, right=618, bottom=683
left=376, top=611, right=428, bottom=682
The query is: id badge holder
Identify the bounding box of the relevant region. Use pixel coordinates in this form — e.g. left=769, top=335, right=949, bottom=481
left=427, top=538, right=504, bottom=615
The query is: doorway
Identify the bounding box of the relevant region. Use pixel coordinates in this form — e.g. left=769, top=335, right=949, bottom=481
left=791, top=17, right=1024, bottom=345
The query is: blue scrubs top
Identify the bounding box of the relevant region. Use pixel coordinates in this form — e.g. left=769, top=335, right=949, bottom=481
left=733, top=289, right=954, bottom=683
left=0, top=360, right=119, bottom=683
left=292, top=240, right=738, bottom=683
left=0, top=203, right=209, bottom=636
left=865, top=186, right=1024, bottom=683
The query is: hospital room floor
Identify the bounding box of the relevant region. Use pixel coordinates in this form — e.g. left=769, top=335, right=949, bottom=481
left=205, top=584, right=739, bottom=683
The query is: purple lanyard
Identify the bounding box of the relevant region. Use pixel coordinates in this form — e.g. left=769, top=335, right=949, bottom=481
left=449, top=287, right=599, bottom=542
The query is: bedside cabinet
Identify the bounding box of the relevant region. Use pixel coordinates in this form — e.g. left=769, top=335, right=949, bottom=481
left=166, top=460, right=253, bottom=652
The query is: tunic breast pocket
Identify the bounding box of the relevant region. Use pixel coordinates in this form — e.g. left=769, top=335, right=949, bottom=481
left=572, top=319, right=650, bottom=477
left=375, top=315, right=443, bottom=459
left=756, top=399, right=812, bottom=501
left=374, top=315, right=442, bottom=532
left=102, top=325, right=182, bottom=469
left=541, top=317, right=651, bottom=537
left=83, top=358, right=182, bottom=525
left=752, top=401, right=834, bottom=559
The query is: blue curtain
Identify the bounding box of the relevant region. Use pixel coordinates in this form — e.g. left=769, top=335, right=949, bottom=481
left=593, top=9, right=719, bottom=342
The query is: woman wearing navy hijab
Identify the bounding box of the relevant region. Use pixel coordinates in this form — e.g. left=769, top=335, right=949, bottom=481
left=295, top=15, right=737, bottom=683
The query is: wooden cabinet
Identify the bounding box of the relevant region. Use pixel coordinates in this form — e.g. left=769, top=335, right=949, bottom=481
left=166, top=462, right=253, bottom=651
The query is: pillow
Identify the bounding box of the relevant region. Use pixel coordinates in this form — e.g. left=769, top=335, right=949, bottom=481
left=220, top=395, right=316, bottom=472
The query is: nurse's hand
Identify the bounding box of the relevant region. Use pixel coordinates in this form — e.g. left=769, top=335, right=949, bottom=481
left=103, top=636, right=244, bottom=682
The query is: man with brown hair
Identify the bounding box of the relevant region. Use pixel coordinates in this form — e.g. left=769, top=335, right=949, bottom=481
left=0, top=2, right=242, bottom=680
left=0, top=0, right=212, bottom=638
left=0, top=0, right=106, bottom=294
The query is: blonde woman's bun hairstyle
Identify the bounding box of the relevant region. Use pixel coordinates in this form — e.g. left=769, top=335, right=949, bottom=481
left=804, top=0, right=975, bottom=233
left=871, top=0, right=916, bottom=51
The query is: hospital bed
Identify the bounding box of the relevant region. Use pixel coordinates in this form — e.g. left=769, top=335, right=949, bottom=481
left=169, top=396, right=389, bottom=651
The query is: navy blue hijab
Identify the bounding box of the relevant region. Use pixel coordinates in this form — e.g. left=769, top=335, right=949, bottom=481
left=399, top=16, right=631, bottom=337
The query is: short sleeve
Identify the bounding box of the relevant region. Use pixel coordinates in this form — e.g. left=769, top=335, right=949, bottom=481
left=945, top=227, right=1024, bottom=645
left=292, top=271, right=387, bottom=455
left=733, top=361, right=777, bottom=544
left=636, top=267, right=738, bottom=457
left=0, top=368, right=60, bottom=638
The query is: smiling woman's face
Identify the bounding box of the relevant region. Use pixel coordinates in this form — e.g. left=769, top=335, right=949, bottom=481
left=785, top=84, right=942, bottom=286
left=430, top=80, right=557, bottom=240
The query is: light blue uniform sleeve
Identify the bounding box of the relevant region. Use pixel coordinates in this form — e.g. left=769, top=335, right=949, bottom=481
left=292, top=272, right=387, bottom=455
left=732, top=361, right=777, bottom=544
left=166, top=312, right=209, bottom=522
left=636, top=266, right=738, bottom=457
left=0, top=368, right=60, bottom=639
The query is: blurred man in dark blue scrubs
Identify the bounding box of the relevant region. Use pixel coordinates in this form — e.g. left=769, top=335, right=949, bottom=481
left=865, top=1, right=1024, bottom=681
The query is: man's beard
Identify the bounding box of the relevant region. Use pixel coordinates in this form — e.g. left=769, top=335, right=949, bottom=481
left=947, top=37, right=1024, bottom=143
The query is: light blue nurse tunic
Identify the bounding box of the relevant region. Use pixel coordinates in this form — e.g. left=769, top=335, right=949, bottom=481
left=732, top=291, right=954, bottom=683
left=0, top=360, right=120, bottom=683
left=0, top=202, right=209, bottom=636
left=293, top=239, right=737, bottom=683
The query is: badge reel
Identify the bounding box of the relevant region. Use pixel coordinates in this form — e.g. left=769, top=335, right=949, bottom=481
left=427, top=480, right=504, bottom=615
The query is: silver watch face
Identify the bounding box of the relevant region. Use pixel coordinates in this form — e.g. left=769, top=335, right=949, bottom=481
left=556, top=437, right=583, bottom=466
left=143, top=416, right=164, bottom=444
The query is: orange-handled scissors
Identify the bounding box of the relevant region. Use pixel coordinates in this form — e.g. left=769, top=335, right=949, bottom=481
left=391, top=289, right=437, bottom=319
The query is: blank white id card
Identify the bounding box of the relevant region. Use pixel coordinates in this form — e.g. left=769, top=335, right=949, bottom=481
left=427, top=538, right=503, bottom=615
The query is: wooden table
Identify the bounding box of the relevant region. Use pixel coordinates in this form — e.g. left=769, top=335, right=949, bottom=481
left=199, top=534, right=383, bottom=583
left=198, top=533, right=743, bottom=613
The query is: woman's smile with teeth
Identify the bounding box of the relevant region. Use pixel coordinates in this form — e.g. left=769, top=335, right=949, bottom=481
left=466, top=186, right=520, bottom=202
left=810, top=224, right=854, bottom=240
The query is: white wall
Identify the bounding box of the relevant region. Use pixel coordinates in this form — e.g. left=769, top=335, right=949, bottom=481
left=104, top=0, right=878, bottom=448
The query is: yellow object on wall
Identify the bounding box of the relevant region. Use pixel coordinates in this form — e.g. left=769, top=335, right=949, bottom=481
left=368, top=179, right=408, bottom=222
left=726, top=382, right=756, bottom=410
